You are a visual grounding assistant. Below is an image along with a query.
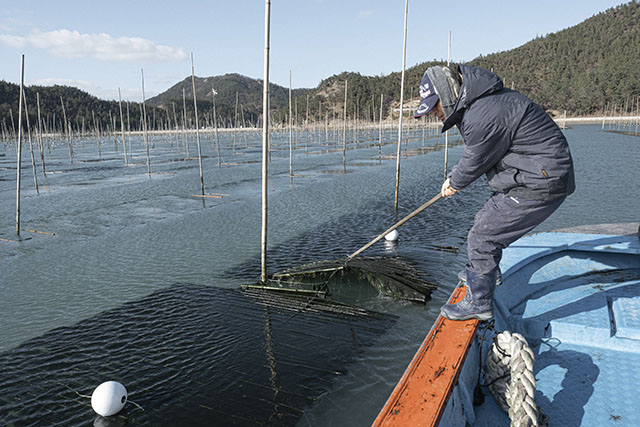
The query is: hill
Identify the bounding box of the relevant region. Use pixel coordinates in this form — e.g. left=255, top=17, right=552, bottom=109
left=294, top=1, right=640, bottom=120
left=1, top=1, right=639, bottom=134
left=470, top=1, right=640, bottom=115
left=145, top=73, right=311, bottom=127
left=0, top=81, right=135, bottom=136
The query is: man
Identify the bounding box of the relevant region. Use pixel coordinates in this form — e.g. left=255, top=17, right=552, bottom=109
left=414, top=64, right=575, bottom=321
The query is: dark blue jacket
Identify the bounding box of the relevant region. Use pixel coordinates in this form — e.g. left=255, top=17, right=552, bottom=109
left=445, top=65, right=575, bottom=200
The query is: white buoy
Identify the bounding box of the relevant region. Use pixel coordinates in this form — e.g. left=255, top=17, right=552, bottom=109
left=384, top=229, right=399, bottom=241
left=91, top=381, right=127, bottom=417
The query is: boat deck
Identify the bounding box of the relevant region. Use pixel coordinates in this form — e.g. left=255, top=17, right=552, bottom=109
left=374, top=223, right=640, bottom=426
left=476, top=227, right=640, bottom=426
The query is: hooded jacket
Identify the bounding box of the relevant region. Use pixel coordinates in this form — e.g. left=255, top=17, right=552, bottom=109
left=443, top=65, right=575, bottom=200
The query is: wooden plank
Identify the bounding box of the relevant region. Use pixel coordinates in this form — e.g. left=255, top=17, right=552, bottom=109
left=192, top=194, right=222, bottom=199
left=373, top=286, right=479, bottom=427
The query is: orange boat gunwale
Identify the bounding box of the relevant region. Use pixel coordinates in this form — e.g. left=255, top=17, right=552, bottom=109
left=373, top=286, right=480, bottom=426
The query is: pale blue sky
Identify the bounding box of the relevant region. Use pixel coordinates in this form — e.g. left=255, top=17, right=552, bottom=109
left=0, top=0, right=627, bottom=101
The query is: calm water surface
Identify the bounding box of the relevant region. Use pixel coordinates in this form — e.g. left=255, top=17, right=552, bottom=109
left=0, top=125, right=638, bottom=425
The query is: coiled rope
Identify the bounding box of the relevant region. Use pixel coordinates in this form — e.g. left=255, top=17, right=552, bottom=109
left=485, top=331, right=545, bottom=427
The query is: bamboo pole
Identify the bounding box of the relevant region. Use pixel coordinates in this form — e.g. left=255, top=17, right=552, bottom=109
left=172, top=102, right=180, bottom=154
left=305, top=94, right=310, bottom=153
left=141, top=69, right=151, bottom=176
left=343, top=79, right=348, bottom=169
left=16, top=54, right=25, bottom=236
left=394, top=0, right=409, bottom=211
left=60, top=96, right=73, bottom=163
left=126, top=101, right=132, bottom=161
left=35, top=92, right=46, bottom=176
left=118, top=88, right=128, bottom=165
left=182, top=87, right=189, bottom=158
left=261, top=0, right=271, bottom=283
left=211, top=86, right=221, bottom=166
left=379, top=93, right=384, bottom=162
left=10, top=108, right=17, bottom=138
left=289, top=69, right=293, bottom=177
left=109, top=110, right=118, bottom=152
left=190, top=52, right=205, bottom=196
left=21, top=89, right=39, bottom=195
left=92, top=111, right=102, bottom=160
left=234, top=91, right=239, bottom=153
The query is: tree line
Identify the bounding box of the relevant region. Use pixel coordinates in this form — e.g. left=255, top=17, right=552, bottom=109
left=2, top=1, right=639, bottom=136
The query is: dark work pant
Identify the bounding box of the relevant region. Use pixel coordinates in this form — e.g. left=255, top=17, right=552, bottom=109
left=466, top=192, right=565, bottom=297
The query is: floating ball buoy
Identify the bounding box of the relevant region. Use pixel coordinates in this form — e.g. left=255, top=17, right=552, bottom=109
left=91, top=381, right=127, bottom=417
left=384, top=230, right=399, bottom=241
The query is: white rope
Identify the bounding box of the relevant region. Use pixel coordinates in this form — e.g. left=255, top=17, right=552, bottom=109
left=485, top=330, right=544, bottom=427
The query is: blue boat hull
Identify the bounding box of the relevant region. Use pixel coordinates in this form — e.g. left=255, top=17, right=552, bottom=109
left=440, top=225, right=640, bottom=426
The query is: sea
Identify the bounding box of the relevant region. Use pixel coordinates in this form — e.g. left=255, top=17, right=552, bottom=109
left=0, top=123, right=638, bottom=426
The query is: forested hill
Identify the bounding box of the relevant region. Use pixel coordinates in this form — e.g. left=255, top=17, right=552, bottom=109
left=0, top=81, right=129, bottom=134
left=145, top=73, right=310, bottom=126
left=298, top=1, right=640, bottom=121
left=1, top=1, right=638, bottom=133
left=470, top=0, right=640, bottom=115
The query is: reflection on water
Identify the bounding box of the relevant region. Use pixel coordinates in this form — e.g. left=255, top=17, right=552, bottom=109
left=0, top=125, right=638, bottom=425
left=0, top=284, right=394, bottom=426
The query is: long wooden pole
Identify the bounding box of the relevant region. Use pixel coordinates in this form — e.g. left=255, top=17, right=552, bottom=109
left=211, top=86, right=221, bottom=167
left=379, top=93, right=384, bottom=161
left=348, top=193, right=442, bottom=260
left=394, top=0, right=409, bottom=211
left=36, top=92, right=46, bottom=176
left=118, top=88, right=127, bottom=166
left=21, top=89, right=39, bottom=195
left=261, top=0, right=271, bottom=282
left=234, top=91, right=239, bottom=153
left=126, top=101, right=132, bottom=161
left=182, top=87, right=189, bottom=158
left=15, top=54, right=25, bottom=236
left=289, top=69, right=293, bottom=177
left=60, top=96, right=73, bottom=163
left=343, top=79, right=348, bottom=168
left=191, top=52, right=205, bottom=196
left=141, top=69, right=151, bottom=176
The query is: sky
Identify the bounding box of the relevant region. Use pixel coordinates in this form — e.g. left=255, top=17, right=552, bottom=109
left=0, top=0, right=628, bottom=101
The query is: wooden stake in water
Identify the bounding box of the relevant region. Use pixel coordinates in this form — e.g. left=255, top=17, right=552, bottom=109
left=60, top=96, right=73, bottom=163
left=234, top=91, right=239, bottom=153
left=15, top=54, right=25, bottom=236
left=289, top=69, right=293, bottom=177
left=394, top=0, right=409, bottom=211
left=107, top=110, right=117, bottom=152
left=343, top=79, right=348, bottom=169
left=190, top=52, right=205, bottom=196
left=182, top=87, right=189, bottom=158
left=36, top=92, right=46, bottom=176
left=118, top=88, right=128, bottom=166
left=211, top=86, right=221, bottom=166
left=379, top=93, right=384, bottom=162
left=261, top=0, right=271, bottom=283
left=141, top=69, right=151, bottom=176
left=92, top=110, right=102, bottom=160
left=21, top=89, right=39, bottom=195
left=126, top=101, right=132, bottom=161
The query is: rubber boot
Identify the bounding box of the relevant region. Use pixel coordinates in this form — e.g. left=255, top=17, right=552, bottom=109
left=441, top=270, right=495, bottom=321
left=457, top=268, right=502, bottom=287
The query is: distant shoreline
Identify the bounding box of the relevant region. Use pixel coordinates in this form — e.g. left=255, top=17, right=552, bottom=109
left=553, top=115, right=640, bottom=124
left=3, top=116, right=638, bottom=140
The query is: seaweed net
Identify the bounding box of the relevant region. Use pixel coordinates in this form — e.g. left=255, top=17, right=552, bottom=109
left=264, top=256, right=438, bottom=303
